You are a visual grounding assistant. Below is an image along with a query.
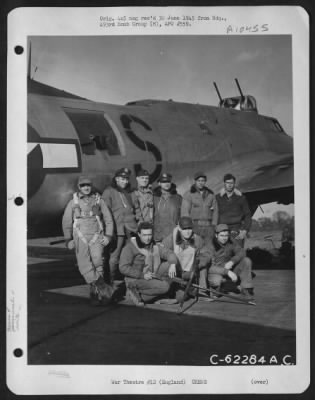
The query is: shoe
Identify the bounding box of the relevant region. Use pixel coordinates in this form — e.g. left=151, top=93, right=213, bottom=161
left=110, top=281, right=126, bottom=303
left=175, top=287, right=197, bottom=303
left=221, top=281, right=240, bottom=294
left=94, top=276, right=114, bottom=305
left=89, top=283, right=100, bottom=306
left=155, top=298, right=178, bottom=305
left=240, top=288, right=255, bottom=301
left=127, top=287, right=145, bottom=307
left=209, top=292, right=220, bottom=300
left=188, top=287, right=198, bottom=297
left=175, top=290, right=186, bottom=303
left=209, top=287, right=222, bottom=299
left=198, top=295, right=215, bottom=302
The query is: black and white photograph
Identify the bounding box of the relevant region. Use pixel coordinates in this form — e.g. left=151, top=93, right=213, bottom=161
left=6, top=6, right=310, bottom=395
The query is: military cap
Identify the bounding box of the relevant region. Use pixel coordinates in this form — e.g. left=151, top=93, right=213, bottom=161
left=194, top=171, right=207, bottom=180
left=136, top=169, right=150, bottom=177
left=115, top=168, right=131, bottom=178
left=158, top=173, right=172, bottom=183
left=179, top=216, right=193, bottom=230
left=215, top=224, right=230, bottom=233
left=78, top=176, right=92, bottom=186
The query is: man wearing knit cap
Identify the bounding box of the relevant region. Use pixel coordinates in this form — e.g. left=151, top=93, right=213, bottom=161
left=62, top=176, right=114, bottom=305
left=216, top=173, right=251, bottom=247
left=181, top=171, right=218, bottom=241
left=131, top=169, right=154, bottom=224
left=161, top=216, right=212, bottom=302
left=208, top=224, right=254, bottom=300
left=153, top=173, right=182, bottom=242
left=102, top=168, right=138, bottom=284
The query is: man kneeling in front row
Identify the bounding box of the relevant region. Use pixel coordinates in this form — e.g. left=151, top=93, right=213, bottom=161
left=119, top=222, right=178, bottom=306
left=208, top=224, right=254, bottom=300
left=161, top=216, right=212, bottom=302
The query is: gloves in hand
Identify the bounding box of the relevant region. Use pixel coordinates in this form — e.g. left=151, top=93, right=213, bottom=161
left=67, top=239, right=75, bottom=250
left=227, top=270, right=238, bottom=282
left=235, top=230, right=247, bottom=240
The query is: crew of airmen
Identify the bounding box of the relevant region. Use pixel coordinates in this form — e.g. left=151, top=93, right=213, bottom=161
left=62, top=169, right=254, bottom=307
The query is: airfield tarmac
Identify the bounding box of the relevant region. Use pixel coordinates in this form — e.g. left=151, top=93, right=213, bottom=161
left=27, top=235, right=295, bottom=365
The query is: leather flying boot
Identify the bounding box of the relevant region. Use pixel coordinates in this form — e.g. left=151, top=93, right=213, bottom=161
left=89, top=282, right=100, bottom=306
left=94, top=276, right=114, bottom=305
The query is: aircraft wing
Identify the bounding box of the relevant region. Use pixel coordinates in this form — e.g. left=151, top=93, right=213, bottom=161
left=238, top=154, right=293, bottom=193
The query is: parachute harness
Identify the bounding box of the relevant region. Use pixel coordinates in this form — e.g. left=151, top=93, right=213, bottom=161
left=73, top=192, right=104, bottom=245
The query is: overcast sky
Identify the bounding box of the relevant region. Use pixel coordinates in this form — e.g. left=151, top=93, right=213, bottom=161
left=29, top=35, right=293, bottom=136
left=29, top=35, right=294, bottom=217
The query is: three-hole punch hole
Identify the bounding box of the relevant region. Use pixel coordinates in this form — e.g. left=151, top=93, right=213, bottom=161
left=13, top=348, right=23, bottom=358
left=14, top=197, right=24, bottom=206
left=14, top=46, right=24, bottom=55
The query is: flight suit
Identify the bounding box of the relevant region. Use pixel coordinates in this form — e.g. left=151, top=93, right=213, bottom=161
left=62, top=192, right=114, bottom=284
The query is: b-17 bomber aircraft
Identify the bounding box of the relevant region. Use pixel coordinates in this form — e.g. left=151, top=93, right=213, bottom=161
left=27, top=73, right=293, bottom=237
left=25, top=50, right=296, bottom=370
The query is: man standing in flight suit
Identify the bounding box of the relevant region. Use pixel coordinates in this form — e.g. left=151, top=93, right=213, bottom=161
left=102, top=168, right=138, bottom=284
left=62, top=176, right=114, bottom=305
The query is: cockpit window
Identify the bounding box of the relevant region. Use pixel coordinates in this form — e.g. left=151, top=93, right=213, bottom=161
left=264, top=117, right=285, bottom=133
left=64, top=108, right=121, bottom=155
left=272, top=120, right=284, bottom=132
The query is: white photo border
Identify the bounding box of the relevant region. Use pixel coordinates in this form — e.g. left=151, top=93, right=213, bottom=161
left=7, top=6, right=310, bottom=395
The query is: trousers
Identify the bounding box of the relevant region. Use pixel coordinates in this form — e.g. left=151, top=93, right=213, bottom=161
left=108, top=230, right=135, bottom=281
left=125, top=261, right=171, bottom=303
left=208, top=257, right=253, bottom=289
left=74, top=231, right=104, bottom=284
left=108, top=235, right=126, bottom=281
left=192, top=223, right=214, bottom=242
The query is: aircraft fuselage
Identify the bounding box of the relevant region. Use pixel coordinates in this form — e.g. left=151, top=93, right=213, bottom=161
left=28, top=89, right=293, bottom=236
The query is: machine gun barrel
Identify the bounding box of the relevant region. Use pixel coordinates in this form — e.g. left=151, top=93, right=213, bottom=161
left=213, top=81, right=223, bottom=103
left=171, top=276, right=256, bottom=306
left=235, top=78, right=245, bottom=99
